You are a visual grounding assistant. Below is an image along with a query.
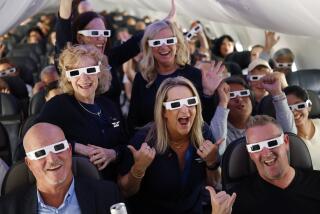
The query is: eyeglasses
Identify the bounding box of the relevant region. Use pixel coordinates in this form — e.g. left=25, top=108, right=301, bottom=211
left=26, top=140, right=69, bottom=160
left=148, top=37, right=177, bottom=47
left=247, top=74, right=264, bottom=81
left=229, top=89, right=250, bottom=99
left=275, top=62, right=292, bottom=68
left=78, top=30, right=111, bottom=37
left=289, top=99, right=312, bottom=111
left=185, top=24, right=202, bottom=41
left=246, top=133, right=284, bottom=153
left=66, top=63, right=102, bottom=78
left=0, top=67, right=16, bottom=77
left=163, top=96, right=199, bottom=110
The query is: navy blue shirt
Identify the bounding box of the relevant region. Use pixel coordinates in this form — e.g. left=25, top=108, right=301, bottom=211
left=127, top=64, right=216, bottom=136
left=37, top=93, right=127, bottom=180
left=119, top=123, right=215, bottom=214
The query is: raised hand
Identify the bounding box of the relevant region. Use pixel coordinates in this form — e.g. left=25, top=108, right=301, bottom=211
left=197, top=139, right=223, bottom=167
left=87, top=144, right=117, bottom=170
left=261, top=72, right=283, bottom=96
left=164, top=0, right=176, bottom=22
left=206, top=186, right=236, bottom=214
left=201, top=61, right=225, bottom=96
left=217, top=82, right=230, bottom=108
left=264, top=31, right=280, bottom=52
left=128, top=142, right=156, bottom=172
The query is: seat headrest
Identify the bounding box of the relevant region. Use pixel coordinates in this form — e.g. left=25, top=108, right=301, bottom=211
left=308, top=90, right=320, bottom=118
left=286, top=69, right=320, bottom=95
left=0, top=93, right=20, bottom=116
left=29, top=90, right=46, bottom=115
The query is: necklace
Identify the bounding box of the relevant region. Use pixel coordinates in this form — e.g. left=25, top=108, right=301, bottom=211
left=78, top=101, right=102, bottom=117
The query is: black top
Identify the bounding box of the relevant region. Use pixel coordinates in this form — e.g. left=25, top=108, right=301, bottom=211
left=119, top=123, right=215, bottom=214
left=0, top=177, right=122, bottom=214
left=37, top=93, right=127, bottom=180
left=230, top=170, right=320, bottom=214
left=55, top=15, right=142, bottom=106
left=127, top=64, right=215, bottom=136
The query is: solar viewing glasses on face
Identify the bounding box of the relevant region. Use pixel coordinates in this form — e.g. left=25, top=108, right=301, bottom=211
left=163, top=96, right=199, bottom=110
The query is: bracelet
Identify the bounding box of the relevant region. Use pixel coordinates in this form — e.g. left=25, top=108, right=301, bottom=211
left=206, top=155, right=221, bottom=171
left=272, top=92, right=286, bottom=102
left=130, top=167, right=145, bottom=179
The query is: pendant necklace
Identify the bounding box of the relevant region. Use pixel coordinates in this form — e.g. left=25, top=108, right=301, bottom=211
left=78, top=101, right=102, bottom=117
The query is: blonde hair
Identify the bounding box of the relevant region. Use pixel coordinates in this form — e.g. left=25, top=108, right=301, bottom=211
left=58, top=44, right=112, bottom=95
left=139, top=20, right=189, bottom=87
left=145, top=76, right=204, bottom=154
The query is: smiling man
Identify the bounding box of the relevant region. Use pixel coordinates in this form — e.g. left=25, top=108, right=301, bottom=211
left=0, top=123, right=122, bottom=214
left=229, top=115, right=320, bottom=214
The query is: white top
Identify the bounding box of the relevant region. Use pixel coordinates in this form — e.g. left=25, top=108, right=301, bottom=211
left=302, top=119, right=320, bottom=170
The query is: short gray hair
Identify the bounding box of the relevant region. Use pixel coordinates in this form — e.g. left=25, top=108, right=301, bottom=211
left=246, top=115, right=283, bottom=133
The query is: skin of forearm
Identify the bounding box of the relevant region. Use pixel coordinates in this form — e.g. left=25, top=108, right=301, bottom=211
left=59, top=0, right=73, bottom=19
left=118, top=165, right=144, bottom=198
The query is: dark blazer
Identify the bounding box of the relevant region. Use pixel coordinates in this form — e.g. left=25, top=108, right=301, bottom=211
left=0, top=177, right=122, bottom=214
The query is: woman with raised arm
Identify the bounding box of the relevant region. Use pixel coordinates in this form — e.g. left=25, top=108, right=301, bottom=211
left=119, top=77, right=221, bottom=213
left=127, top=18, right=224, bottom=135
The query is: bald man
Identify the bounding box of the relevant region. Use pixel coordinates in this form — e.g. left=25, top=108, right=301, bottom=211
left=0, top=123, right=122, bottom=214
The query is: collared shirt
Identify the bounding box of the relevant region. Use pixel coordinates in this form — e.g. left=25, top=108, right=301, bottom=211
left=37, top=178, right=81, bottom=214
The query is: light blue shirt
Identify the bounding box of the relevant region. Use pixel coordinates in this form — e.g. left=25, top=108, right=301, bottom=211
left=37, top=178, right=81, bottom=214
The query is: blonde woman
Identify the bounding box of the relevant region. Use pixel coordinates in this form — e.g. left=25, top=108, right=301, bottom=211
left=119, top=76, right=222, bottom=213
left=127, top=20, right=224, bottom=135
left=37, top=44, right=127, bottom=181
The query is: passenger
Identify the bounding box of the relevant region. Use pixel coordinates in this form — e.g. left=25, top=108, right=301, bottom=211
left=127, top=19, right=225, bottom=134
left=247, top=58, right=288, bottom=103
left=37, top=44, right=127, bottom=181
left=210, top=75, right=296, bottom=153
left=0, top=58, right=32, bottom=96
left=284, top=85, right=320, bottom=170
left=0, top=122, right=122, bottom=213
left=32, top=65, right=59, bottom=95
left=273, top=48, right=295, bottom=75
left=228, top=115, right=320, bottom=214
left=119, top=77, right=221, bottom=213
left=250, top=44, right=264, bottom=61
left=212, top=35, right=236, bottom=59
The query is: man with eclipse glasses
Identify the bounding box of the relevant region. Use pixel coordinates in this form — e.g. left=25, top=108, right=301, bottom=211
left=226, top=115, right=320, bottom=214
left=0, top=123, right=122, bottom=214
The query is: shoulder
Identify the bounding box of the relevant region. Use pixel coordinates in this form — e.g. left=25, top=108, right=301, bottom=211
left=0, top=185, right=36, bottom=212
left=312, top=118, right=320, bottom=126
left=44, top=93, right=72, bottom=106
left=295, top=169, right=320, bottom=184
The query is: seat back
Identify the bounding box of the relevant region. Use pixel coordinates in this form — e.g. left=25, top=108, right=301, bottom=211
left=0, top=93, right=22, bottom=162
left=0, top=122, right=11, bottom=165
left=28, top=90, right=46, bottom=116
left=1, top=156, right=100, bottom=195
left=221, top=132, right=313, bottom=191
left=286, top=69, right=320, bottom=97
